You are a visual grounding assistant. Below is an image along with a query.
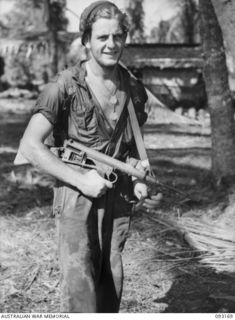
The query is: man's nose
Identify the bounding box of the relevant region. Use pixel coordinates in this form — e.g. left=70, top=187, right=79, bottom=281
left=107, top=35, right=115, bottom=48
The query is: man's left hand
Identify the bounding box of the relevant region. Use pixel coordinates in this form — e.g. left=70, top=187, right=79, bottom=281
left=133, top=180, right=163, bottom=212
left=131, top=159, right=163, bottom=212
left=133, top=180, right=148, bottom=200
left=141, top=193, right=163, bottom=212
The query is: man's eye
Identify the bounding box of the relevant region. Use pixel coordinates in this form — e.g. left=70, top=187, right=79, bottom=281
left=114, top=34, right=123, bottom=41
left=99, top=36, right=108, bottom=41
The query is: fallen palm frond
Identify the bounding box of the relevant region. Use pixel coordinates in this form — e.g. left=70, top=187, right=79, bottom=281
left=175, top=216, right=235, bottom=273
left=143, top=193, right=235, bottom=274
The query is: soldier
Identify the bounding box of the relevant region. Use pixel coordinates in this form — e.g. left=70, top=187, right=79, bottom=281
left=20, top=1, right=161, bottom=313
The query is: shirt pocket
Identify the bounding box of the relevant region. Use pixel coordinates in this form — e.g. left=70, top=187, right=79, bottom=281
left=71, top=93, right=97, bottom=132
left=70, top=94, right=86, bottom=129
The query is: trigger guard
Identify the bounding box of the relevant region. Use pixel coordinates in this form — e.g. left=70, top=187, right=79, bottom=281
left=106, top=171, right=118, bottom=184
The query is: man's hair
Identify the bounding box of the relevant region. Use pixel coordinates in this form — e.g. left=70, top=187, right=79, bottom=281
left=80, top=2, right=130, bottom=45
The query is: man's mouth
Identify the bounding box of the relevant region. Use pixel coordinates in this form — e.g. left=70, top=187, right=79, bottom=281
left=104, top=52, right=118, bottom=56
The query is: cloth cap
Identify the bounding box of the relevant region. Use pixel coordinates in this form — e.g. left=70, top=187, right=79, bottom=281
left=79, top=1, right=118, bottom=45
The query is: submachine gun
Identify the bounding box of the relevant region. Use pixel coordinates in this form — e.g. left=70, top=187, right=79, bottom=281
left=58, top=139, right=192, bottom=200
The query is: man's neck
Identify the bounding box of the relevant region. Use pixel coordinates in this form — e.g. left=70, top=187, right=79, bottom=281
left=86, top=59, right=118, bottom=81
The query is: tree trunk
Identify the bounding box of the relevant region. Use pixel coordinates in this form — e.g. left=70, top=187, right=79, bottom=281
left=44, top=0, right=58, bottom=76
left=199, top=0, right=235, bottom=181
left=183, top=0, right=198, bottom=44
left=49, top=30, right=58, bottom=76
left=210, top=0, right=235, bottom=70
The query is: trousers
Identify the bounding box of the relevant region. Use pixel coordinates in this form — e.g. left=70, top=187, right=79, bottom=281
left=53, top=173, right=133, bottom=313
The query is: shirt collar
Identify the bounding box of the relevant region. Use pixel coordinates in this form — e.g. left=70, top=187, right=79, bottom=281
left=70, top=60, right=88, bottom=89
left=70, top=60, right=129, bottom=90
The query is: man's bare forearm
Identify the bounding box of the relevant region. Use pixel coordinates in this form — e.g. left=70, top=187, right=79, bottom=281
left=19, top=139, right=88, bottom=191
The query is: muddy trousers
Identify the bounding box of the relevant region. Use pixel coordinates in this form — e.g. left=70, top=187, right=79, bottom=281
left=54, top=182, right=132, bottom=313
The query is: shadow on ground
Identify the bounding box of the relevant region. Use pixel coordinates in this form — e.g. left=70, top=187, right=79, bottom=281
left=158, top=268, right=235, bottom=313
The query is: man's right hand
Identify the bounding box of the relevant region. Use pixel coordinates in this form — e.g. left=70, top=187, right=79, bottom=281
left=79, top=169, right=113, bottom=198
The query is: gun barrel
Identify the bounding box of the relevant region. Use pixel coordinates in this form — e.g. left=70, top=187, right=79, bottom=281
left=145, top=175, right=190, bottom=197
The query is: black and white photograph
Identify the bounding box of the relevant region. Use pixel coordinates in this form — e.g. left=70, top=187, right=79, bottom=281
left=0, top=0, right=235, bottom=315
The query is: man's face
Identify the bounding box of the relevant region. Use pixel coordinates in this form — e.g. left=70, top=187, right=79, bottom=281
left=85, top=17, right=126, bottom=68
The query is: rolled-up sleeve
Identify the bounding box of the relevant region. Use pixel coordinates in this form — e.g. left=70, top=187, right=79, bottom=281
left=33, top=82, right=64, bottom=125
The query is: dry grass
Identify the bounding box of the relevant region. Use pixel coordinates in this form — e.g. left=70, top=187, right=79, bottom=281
left=121, top=229, right=173, bottom=313
left=0, top=213, right=60, bottom=312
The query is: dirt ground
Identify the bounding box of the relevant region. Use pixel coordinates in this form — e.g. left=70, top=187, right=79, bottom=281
left=0, top=98, right=235, bottom=313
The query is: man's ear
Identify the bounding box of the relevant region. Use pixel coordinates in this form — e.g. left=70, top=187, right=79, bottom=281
left=85, top=43, right=91, bottom=50
left=83, top=33, right=91, bottom=49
